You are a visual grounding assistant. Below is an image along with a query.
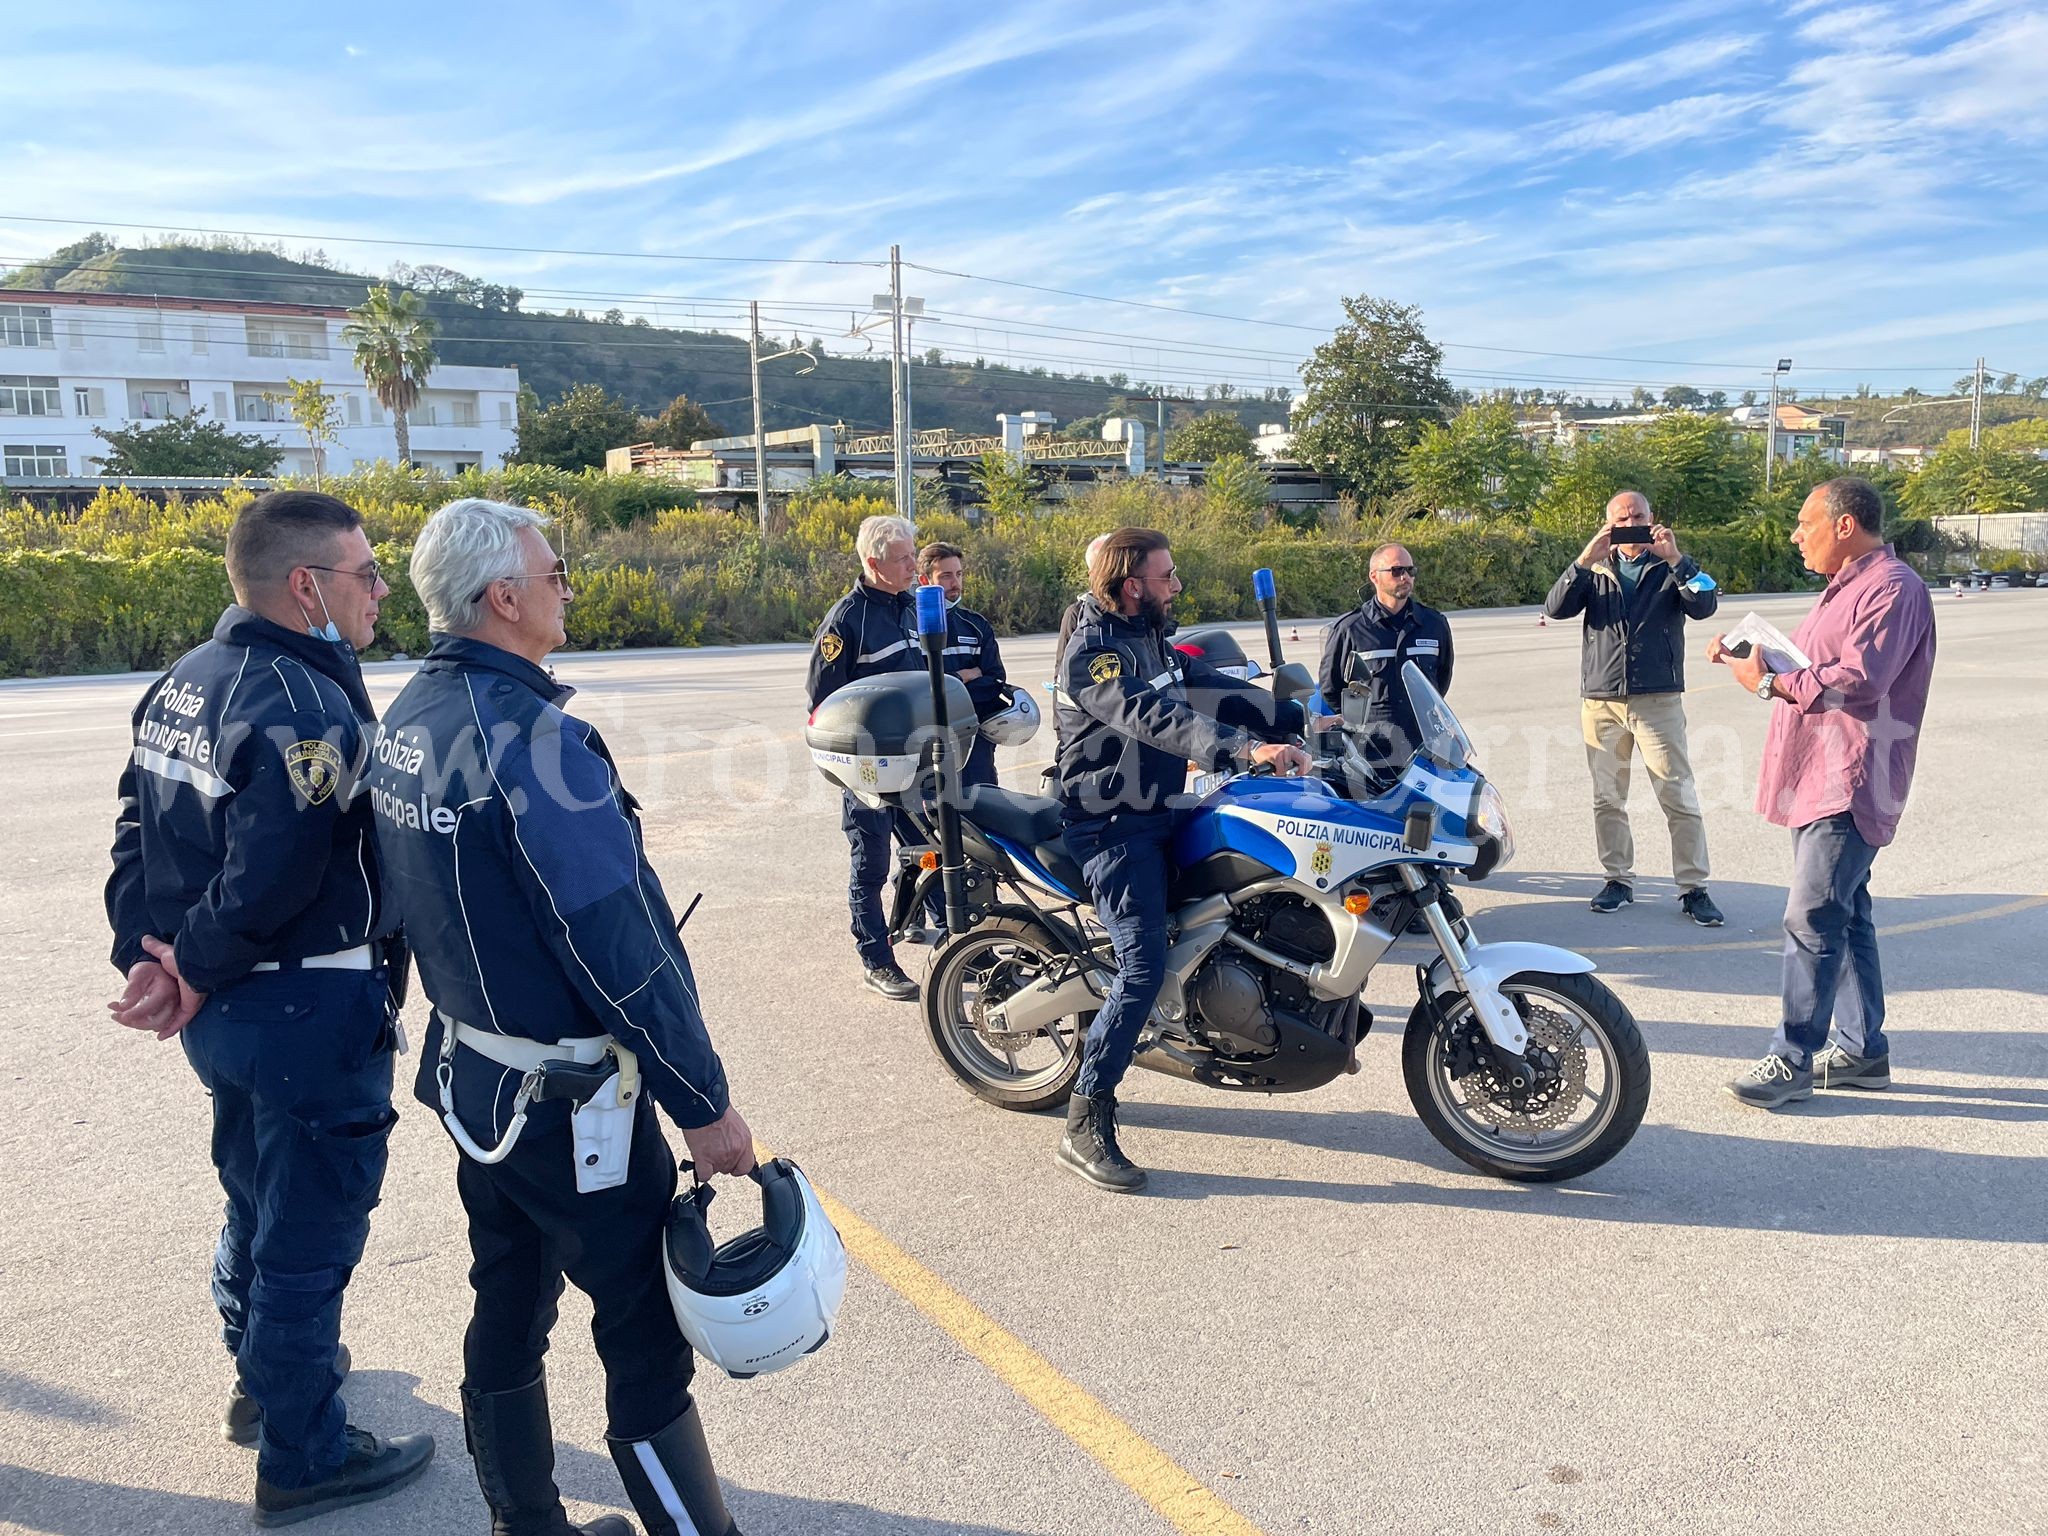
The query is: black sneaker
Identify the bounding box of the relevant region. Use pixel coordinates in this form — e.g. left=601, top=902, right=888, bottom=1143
left=1725, top=1053, right=1812, bottom=1109
left=224, top=1344, right=351, bottom=1448
left=1814, top=1043, right=1891, bottom=1090
left=1590, top=880, right=1633, bottom=914
left=862, top=964, right=919, bottom=1002
left=253, top=1426, right=435, bottom=1527
left=1679, top=888, right=1725, bottom=927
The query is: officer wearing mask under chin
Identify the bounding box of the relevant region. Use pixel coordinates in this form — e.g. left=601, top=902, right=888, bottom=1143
left=918, top=540, right=1005, bottom=790
left=1054, top=528, right=1313, bottom=1192
left=105, top=490, right=433, bottom=1527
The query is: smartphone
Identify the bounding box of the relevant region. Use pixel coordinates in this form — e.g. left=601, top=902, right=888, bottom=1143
left=1610, top=525, right=1653, bottom=546
left=1723, top=639, right=1753, bottom=659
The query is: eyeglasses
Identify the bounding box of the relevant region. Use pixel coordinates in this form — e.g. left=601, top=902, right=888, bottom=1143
left=306, top=562, right=382, bottom=588
left=1375, top=565, right=1417, bottom=578
left=472, top=557, right=572, bottom=604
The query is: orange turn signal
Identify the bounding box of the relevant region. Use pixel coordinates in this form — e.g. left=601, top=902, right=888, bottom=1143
left=920, top=851, right=940, bottom=871
left=1343, top=892, right=1373, bottom=916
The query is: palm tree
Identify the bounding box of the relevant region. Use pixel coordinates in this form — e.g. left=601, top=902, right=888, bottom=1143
left=343, top=286, right=437, bottom=466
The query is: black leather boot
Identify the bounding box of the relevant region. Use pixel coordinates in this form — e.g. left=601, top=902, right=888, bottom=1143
left=463, top=1373, right=636, bottom=1536
left=607, top=1402, right=740, bottom=1536
left=1057, top=1093, right=1147, bottom=1192
left=224, top=1344, right=351, bottom=1448
left=252, top=1426, right=435, bottom=1528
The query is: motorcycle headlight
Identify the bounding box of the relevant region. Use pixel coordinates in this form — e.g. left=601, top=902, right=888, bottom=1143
left=1472, top=781, right=1515, bottom=871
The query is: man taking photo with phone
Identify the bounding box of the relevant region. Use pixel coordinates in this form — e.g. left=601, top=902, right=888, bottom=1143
left=1544, top=490, right=1724, bottom=926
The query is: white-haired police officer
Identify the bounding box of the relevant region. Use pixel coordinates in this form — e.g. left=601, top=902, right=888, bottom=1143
left=105, top=489, right=433, bottom=1527
left=369, top=499, right=755, bottom=1536
left=806, top=513, right=925, bottom=1001
left=1054, top=528, right=1311, bottom=1191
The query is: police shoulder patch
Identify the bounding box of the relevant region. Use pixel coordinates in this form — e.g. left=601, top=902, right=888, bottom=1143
left=818, top=633, right=844, bottom=664
left=1087, top=651, right=1123, bottom=685
left=283, top=739, right=344, bottom=806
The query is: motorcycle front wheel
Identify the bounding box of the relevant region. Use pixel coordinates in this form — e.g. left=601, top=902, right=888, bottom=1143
left=1402, top=970, right=1650, bottom=1183
left=923, top=917, right=1091, bottom=1112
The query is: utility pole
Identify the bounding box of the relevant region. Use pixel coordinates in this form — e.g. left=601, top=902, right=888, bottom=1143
left=1970, top=355, right=1985, bottom=449
left=749, top=300, right=769, bottom=538
left=889, top=244, right=911, bottom=521
left=1765, top=357, right=1791, bottom=492
left=1156, top=389, right=1166, bottom=482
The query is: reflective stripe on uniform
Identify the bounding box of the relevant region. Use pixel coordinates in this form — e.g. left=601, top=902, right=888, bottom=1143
left=857, top=638, right=910, bottom=665
left=133, top=745, right=234, bottom=799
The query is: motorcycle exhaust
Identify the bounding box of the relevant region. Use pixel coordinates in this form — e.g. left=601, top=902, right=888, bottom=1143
left=916, top=584, right=971, bottom=936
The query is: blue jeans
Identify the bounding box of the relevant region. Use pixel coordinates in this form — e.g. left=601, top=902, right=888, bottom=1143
left=1067, top=811, right=1178, bottom=1100
left=180, top=967, right=397, bottom=1488
left=1770, top=813, right=1887, bottom=1068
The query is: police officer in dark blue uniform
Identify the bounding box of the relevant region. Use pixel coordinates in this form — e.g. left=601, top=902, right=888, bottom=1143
left=370, top=497, right=753, bottom=1536
left=806, top=514, right=925, bottom=1001
left=105, top=490, right=434, bottom=1527
left=1316, top=541, right=1455, bottom=775
left=1054, top=528, right=1311, bottom=1191
left=918, top=540, right=1005, bottom=790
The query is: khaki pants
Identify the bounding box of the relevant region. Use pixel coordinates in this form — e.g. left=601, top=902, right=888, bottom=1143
left=1581, top=694, right=1710, bottom=891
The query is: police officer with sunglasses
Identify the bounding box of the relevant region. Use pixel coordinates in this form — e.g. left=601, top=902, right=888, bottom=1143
left=1317, top=542, right=1455, bottom=776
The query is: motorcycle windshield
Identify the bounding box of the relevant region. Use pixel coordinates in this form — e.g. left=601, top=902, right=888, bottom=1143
left=1403, top=660, right=1474, bottom=771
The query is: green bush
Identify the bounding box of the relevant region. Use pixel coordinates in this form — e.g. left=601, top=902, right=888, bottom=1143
left=0, top=549, right=232, bottom=674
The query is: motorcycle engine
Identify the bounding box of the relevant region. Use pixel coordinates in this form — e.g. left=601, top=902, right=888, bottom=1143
left=1186, top=956, right=1278, bottom=1056
left=1233, top=894, right=1335, bottom=1016
left=1186, top=896, right=1342, bottom=1058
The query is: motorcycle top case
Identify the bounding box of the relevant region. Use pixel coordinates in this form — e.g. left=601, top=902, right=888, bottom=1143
left=806, top=671, right=978, bottom=797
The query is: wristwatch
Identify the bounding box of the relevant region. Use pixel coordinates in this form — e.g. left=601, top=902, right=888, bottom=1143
left=1755, top=672, right=1776, bottom=701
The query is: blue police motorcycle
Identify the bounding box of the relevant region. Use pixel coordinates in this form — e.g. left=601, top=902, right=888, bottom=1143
left=804, top=584, right=1650, bottom=1184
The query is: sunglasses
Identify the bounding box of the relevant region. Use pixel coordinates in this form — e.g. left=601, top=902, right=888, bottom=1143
left=473, top=557, right=571, bottom=604
left=1375, top=565, right=1417, bottom=578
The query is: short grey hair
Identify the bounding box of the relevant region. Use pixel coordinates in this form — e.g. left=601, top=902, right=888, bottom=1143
left=411, top=497, right=553, bottom=635
left=855, top=514, right=916, bottom=566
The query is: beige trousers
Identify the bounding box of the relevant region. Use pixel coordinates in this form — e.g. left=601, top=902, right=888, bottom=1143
left=1581, top=694, right=1710, bottom=891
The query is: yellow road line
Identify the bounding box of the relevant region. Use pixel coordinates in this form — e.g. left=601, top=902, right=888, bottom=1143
left=789, top=1169, right=1264, bottom=1535
left=1575, top=893, right=2048, bottom=958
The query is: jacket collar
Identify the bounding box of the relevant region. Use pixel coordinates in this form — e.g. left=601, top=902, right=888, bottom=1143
left=854, top=580, right=915, bottom=614
left=1824, top=543, right=1897, bottom=592
left=1365, top=595, right=1414, bottom=625
left=1077, top=592, right=1173, bottom=641
left=213, top=604, right=375, bottom=720
left=419, top=633, right=574, bottom=704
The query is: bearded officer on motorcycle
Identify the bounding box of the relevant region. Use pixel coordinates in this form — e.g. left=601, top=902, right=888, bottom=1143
left=104, top=489, right=434, bottom=1526
left=369, top=498, right=755, bottom=1536
left=807, top=514, right=926, bottom=1001
left=1055, top=528, right=1312, bottom=1190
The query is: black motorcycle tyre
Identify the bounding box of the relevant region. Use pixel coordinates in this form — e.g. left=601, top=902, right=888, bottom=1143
left=922, top=916, right=1091, bottom=1112
left=1402, top=969, right=1650, bottom=1183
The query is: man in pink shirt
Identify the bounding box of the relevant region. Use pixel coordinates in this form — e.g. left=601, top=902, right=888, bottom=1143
left=1708, top=477, right=1936, bottom=1108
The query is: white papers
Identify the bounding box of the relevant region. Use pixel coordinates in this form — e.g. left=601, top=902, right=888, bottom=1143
left=1725, top=613, right=1812, bottom=673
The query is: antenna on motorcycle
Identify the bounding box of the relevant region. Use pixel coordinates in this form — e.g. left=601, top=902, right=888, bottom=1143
left=916, top=583, right=970, bottom=936
left=1253, top=567, right=1285, bottom=670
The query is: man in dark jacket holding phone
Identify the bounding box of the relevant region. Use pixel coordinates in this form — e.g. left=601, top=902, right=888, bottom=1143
left=1544, top=490, right=1724, bottom=925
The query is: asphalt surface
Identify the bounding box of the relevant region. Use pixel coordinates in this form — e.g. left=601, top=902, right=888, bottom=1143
left=2, top=588, right=2044, bottom=1536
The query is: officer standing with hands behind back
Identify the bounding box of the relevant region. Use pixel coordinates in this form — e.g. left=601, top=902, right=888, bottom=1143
left=105, top=490, right=433, bottom=1528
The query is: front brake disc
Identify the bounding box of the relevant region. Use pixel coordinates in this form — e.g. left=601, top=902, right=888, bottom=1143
left=1453, top=1004, right=1588, bottom=1130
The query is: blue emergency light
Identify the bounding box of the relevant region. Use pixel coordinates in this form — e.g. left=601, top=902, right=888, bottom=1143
left=915, top=583, right=947, bottom=636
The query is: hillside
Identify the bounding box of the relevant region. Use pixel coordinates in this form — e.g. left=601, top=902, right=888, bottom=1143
left=5, top=237, right=1291, bottom=442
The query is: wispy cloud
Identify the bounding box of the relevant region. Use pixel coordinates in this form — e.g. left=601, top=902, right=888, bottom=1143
left=1562, top=34, right=1760, bottom=95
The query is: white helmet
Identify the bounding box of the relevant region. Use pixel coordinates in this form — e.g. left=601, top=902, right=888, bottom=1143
left=663, top=1158, right=848, bottom=1379
left=978, top=683, right=1042, bottom=746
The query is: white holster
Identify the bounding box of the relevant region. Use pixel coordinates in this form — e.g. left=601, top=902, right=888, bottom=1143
left=436, top=1013, right=642, bottom=1193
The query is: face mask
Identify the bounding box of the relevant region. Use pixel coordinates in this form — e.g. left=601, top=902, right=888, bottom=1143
left=299, top=577, right=346, bottom=647
left=944, top=592, right=962, bottom=609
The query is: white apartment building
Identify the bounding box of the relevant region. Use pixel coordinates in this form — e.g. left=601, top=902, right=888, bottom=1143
left=0, top=290, right=520, bottom=482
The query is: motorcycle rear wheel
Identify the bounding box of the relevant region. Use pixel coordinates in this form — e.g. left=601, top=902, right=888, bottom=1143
left=1402, top=970, right=1650, bottom=1183
left=923, top=917, right=1091, bottom=1112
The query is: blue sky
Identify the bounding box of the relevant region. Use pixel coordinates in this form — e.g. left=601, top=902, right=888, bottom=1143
left=6, top=0, right=2046, bottom=406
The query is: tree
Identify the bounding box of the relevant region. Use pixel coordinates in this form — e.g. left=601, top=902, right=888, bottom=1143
left=1900, top=421, right=2048, bottom=519
left=1740, top=390, right=1758, bottom=406
left=270, top=377, right=343, bottom=487
left=1637, top=412, right=1759, bottom=525
left=1165, top=410, right=1257, bottom=463
left=343, top=285, right=437, bottom=465
left=1291, top=294, right=1457, bottom=502
left=1398, top=402, right=1544, bottom=517
left=1662, top=385, right=1705, bottom=410
left=1201, top=453, right=1273, bottom=526
left=1707, top=390, right=1729, bottom=409
left=969, top=450, right=1042, bottom=520
left=640, top=393, right=726, bottom=449
left=1629, top=387, right=1655, bottom=410
left=93, top=410, right=283, bottom=477
left=512, top=383, right=644, bottom=470
left=1996, top=372, right=2018, bottom=394
left=2022, top=377, right=2048, bottom=401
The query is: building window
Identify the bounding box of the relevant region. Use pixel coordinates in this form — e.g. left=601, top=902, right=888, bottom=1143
left=66, top=319, right=85, bottom=348
left=0, top=305, right=56, bottom=349
left=190, top=322, right=209, bottom=354
left=73, top=386, right=106, bottom=417
left=0, top=376, right=63, bottom=416
left=212, top=390, right=229, bottom=419
left=451, top=401, right=478, bottom=427
left=138, top=390, right=173, bottom=420
left=498, top=399, right=514, bottom=428
left=346, top=395, right=361, bottom=424
left=453, top=461, right=478, bottom=475
left=136, top=315, right=165, bottom=353
left=3, top=444, right=68, bottom=476
left=237, top=394, right=279, bottom=423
